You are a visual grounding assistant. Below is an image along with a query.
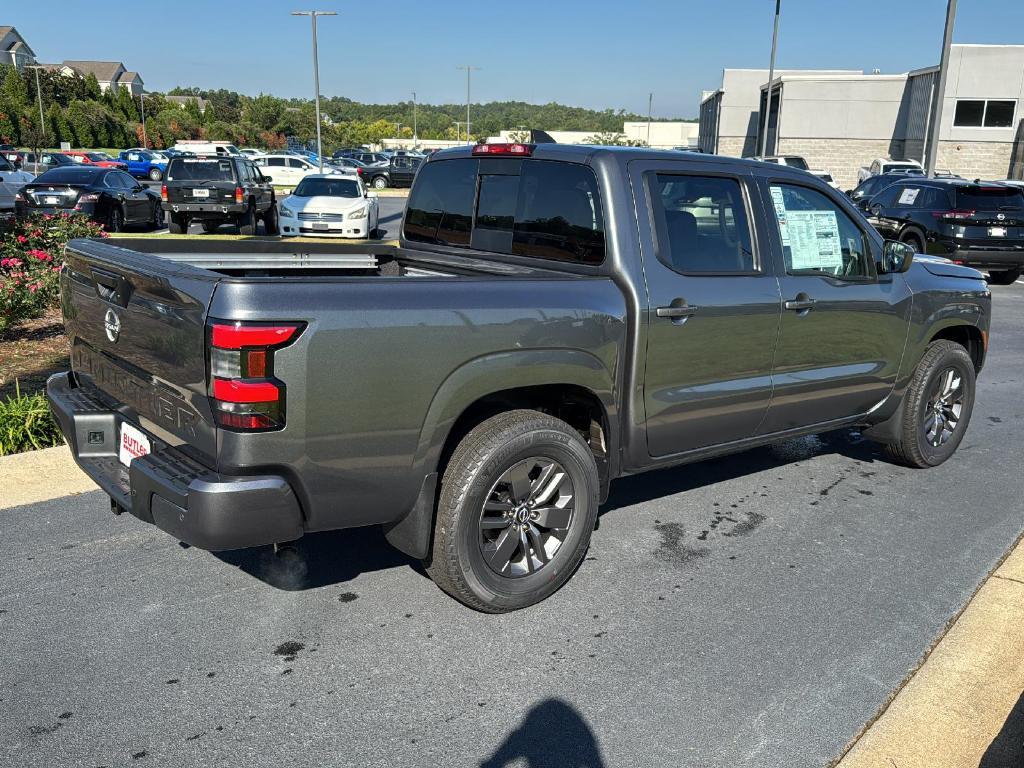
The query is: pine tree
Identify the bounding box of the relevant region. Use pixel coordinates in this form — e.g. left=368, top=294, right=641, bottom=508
left=84, top=72, right=101, bottom=101
left=1, top=66, right=29, bottom=109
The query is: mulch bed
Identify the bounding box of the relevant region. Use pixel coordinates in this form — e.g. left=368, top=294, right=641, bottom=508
left=0, top=308, right=69, bottom=400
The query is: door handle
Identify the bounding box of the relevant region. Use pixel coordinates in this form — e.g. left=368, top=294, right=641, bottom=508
left=784, top=297, right=816, bottom=311
left=656, top=305, right=698, bottom=318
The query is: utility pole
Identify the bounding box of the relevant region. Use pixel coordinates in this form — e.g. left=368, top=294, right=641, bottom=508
left=759, top=0, right=781, bottom=158
left=646, top=92, right=653, bottom=146
left=411, top=91, right=418, bottom=146
left=925, top=0, right=957, bottom=178
left=24, top=64, right=46, bottom=142
left=139, top=92, right=148, bottom=148
left=292, top=10, right=336, bottom=172
left=456, top=66, right=480, bottom=143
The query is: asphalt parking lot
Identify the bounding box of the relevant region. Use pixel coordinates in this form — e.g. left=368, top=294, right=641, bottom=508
left=141, top=183, right=407, bottom=239
left=2, top=282, right=1022, bottom=768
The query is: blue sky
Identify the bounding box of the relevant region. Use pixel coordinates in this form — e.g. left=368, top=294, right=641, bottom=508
left=6, top=1, right=1024, bottom=117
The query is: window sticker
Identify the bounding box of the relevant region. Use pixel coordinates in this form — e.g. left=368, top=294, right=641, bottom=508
left=770, top=186, right=843, bottom=270
left=898, top=188, right=920, bottom=206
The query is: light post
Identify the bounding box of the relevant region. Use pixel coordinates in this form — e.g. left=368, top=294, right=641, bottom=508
left=925, top=0, right=957, bottom=178
left=646, top=92, right=653, bottom=146
left=139, top=92, right=148, bottom=148
left=456, top=65, right=480, bottom=144
left=291, top=10, right=336, bottom=172
left=759, top=0, right=781, bottom=158
left=411, top=91, right=417, bottom=147
left=24, top=64, right=47, bottom=149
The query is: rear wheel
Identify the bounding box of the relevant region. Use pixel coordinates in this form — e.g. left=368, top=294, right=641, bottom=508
left=372, top=176, right=388, bottom=190
left=106, top=206, right=124, bottom=233
left=148, top=167, right=162, bottom=182
left=263, top=203, right=280, bottom=235
left=426, top=410, right=599, bottom=613
left=168, top=213, right=187, bottom=234
left=885, top=340, right=976, bottom=468
left=149, top=202, right=162, bottom=230
left=899, top=231, right=925, bottom=253
left=987, top=269, right=1021, bottom=286
left=237, top=205, right=257, bottom=235
left=201, top=220, right=220, bottom=234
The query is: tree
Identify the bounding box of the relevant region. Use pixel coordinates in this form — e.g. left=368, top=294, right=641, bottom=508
left=67, top=101, right=94, bottom=147
left=582, top=131, right=647, bottom=147
left=84, top=73, right=102, bottom=101
left=243, top=94, right=284, bottom=132
left=46, top=102, right=71, bottom=146
left=1, top=65, right=28, bottom=109
left=19, top=113, right=46, bottom=156
left=0, top=104, right=17, bottom=144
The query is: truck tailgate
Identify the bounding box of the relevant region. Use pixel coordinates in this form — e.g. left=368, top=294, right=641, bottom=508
left=62, top=239, right=219, bottom=464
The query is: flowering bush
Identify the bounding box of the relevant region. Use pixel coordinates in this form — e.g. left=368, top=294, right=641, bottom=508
left=0, top=213, right=107, bottom=332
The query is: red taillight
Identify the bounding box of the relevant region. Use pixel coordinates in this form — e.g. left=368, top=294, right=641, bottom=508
left=235, top=186, right=244, bottom=204
left=472, top=143, right=533, bottom=156
left=207, top=321, right=303, bottom=431
left=932, top=210, right=976, bottom=219
left=160, top=184, right=167, bottom=202
left=356, top=167, right=363, bottom=175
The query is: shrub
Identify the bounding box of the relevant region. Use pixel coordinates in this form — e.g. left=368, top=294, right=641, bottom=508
left=0, top=213, right=107, bottom=331
left=0, top=382, right=63, bottom=455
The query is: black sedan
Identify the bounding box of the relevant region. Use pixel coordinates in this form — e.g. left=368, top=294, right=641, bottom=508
left=14, top=166, right=162, bottom=231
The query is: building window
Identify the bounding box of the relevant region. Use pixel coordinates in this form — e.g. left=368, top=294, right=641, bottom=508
left=953, top=99, right=1017, bottom=128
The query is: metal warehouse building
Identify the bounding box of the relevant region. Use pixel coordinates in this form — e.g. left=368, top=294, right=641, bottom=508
left=700, top=44, right=1024, bottom=189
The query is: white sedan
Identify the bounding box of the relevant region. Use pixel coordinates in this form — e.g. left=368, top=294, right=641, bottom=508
left=278, top=174, right=380, bottom=238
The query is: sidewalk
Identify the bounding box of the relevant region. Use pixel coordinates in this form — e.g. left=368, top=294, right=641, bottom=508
left=836, top=535, right=1024, bottom=768
left=0, top=444, right=96, bottom=509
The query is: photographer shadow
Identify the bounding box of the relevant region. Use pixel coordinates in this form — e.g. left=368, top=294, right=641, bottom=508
left=479, top=698, right=605, bottom=768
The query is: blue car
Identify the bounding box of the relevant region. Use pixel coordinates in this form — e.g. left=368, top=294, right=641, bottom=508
left=118, top=150, right=168, bottom=181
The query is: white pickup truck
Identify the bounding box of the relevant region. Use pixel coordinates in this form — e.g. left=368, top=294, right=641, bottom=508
left=857, top=158, right=923, bottom=184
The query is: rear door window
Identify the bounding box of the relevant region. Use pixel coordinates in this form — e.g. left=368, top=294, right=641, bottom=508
left=649, top=175, right=755, bottom=273
left=512, top=161, right=604, bottom=264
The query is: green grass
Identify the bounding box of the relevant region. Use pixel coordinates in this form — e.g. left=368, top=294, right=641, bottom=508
left=0, top=382, right=63, bottom=456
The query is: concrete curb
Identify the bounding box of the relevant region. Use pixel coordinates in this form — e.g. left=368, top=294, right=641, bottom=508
left=835, top=533, right=1024, bottom=768
left=0, top=444, right=97, bottom=509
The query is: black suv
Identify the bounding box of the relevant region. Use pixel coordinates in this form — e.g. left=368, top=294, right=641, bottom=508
left=162, top=155, right=277, bottom=235
left=867, top=178, right=1024, bottom=285
left=847, top=173, right=916, bottom=212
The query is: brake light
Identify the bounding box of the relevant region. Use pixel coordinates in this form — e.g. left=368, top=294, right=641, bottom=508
left=14, top=191, right=24, bottom=202
left=207, top=320, right=303, bottom=431
left=160, top=184, right=167, bottom=202
left=932, top=210, right=976, bottom=219
left=472, top=143, right=533, bottom=156
left=234, top=186, right=245, bottom=204
left=74, top=193, right=100, bottom=210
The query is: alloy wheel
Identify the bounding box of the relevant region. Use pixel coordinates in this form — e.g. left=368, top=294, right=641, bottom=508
left=923, top=367, right=964, bottom=447
left=478, top=457, right=575, bottom=578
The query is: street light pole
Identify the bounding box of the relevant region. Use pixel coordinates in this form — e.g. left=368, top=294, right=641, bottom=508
left=411, top=91, right=417, bottom=146
left=25, top=65, right=46, bottom=141
left=456, top=66, right=480, bottom=144
left=647, top=92, right=653, bottom=146
left=139, top=92, right=148, bottom=148
left=292, top=9, right=336, bottom=173
left=759, top=0, right=781, bottom=158
left=925, top=0, right=957, bottom=178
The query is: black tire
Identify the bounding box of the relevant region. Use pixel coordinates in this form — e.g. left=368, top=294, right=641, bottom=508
left=372, top=176, right=388, bottom=190
left=987, top=269, right=1021, bottom=286
left=201, top=220, right=220, bottom=234
left=106, top=206, right=124, bottom=233
left=426, top=410, right=599, bottom=613
left=899, top=231, right=925, bottom=253
left=885, top=340, right=976, bottom=468
left=148, top=167, right=162, bottom=182
left=263, top=203, right=280, bottom=235
left=237, top=205, right=257, bottom=235
left=168, top=213, right=187, bottom=234
left=149, top=202, right=162, bottom=231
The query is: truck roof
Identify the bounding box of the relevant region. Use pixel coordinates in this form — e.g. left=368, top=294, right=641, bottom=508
left=429, top=143, right=773, bottom=171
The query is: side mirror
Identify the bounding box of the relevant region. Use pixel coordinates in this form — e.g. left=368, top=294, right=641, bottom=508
left=844, top=189, right=854, bottom=197
left=880, top=240, right=914, bottom=274
left=869, top=202, right=883, bottom=217
left=262, top=175, right=273, bottom=183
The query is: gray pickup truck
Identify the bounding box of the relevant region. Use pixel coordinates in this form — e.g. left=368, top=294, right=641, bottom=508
left=47, top=143, right=991, bottom=612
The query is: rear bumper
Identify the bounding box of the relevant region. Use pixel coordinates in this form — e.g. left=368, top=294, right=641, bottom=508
left=933, top=239, right=1024, bottom=269
left=162, top=202, right=247, bottom=218
left=46, top=371, right=303, bottom=551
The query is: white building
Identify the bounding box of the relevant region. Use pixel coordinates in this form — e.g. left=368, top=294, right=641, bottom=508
left=0, top=25, right=36, bottom=70
left=59, top=60, right=145, bottom=96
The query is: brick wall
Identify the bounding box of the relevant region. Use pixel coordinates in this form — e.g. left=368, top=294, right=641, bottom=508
left=716, top=135, right=757, bottom=158
left=935, top=141, right=1014, bottom=180
left=776, top=138, right=897, bottom=190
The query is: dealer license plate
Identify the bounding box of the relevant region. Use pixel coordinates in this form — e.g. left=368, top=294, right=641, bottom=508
left=44, top=196, right=59, bottom=205
left=311, top=221, right=329, bottom=230
left=989, top=226, right=1007, bottom=237
left=192, top=188, right=210, bottom=198
left=118, top=422, right=151, bottom=467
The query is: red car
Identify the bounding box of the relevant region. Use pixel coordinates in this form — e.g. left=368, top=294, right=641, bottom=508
left=64, top=151, right=128, bottom=170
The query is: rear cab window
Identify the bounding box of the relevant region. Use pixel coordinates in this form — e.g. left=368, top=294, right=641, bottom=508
left=167, top=158, right=237, bottom=182
left=404, top=157, right=605, bottom=264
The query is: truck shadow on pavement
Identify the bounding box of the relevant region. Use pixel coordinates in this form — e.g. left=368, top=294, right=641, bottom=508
left=979, top=690, right=1024, bottom=767
left=602, top=430, right=885, bottom=514
left=478, top=698, right=605, bottom=768
left=214, top=430, right=887, bottom=591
